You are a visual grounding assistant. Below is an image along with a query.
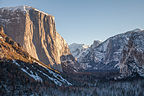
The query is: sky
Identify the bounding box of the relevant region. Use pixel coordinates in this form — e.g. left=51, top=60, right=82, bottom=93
left=0, top=0, right=144, bottom=45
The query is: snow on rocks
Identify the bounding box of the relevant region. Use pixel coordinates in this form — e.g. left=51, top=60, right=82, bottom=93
left=21, top=68, right=43, bottom=82
left=69, top=43, right=89, bottom=58
left=70, top=29, right=144, bottom=73
left=0, top=5, right=52, bottom=17
left=12, top=60, right=20, bottom=66
left=44, top=68, right=72, bottom=86
left=11, top=59, right=72, bottom=86
left=0, top=5, right=32, bottom=12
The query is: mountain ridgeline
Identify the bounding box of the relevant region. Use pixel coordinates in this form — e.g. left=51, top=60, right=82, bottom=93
left=0, top=6, right=77, bottom=72
left=70, top=29, right=144, bottom=79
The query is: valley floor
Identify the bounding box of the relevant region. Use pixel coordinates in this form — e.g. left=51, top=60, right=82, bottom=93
left=1, top=78, right=144, bottom=96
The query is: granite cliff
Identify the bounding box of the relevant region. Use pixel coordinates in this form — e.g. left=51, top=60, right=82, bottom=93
left=118, top=30, right=144, bottom=79
left=70, top=29, right=144, bottom=79
left=0, top=26, right=72, bottom=95
left=0, top=6, right=74, bottom=71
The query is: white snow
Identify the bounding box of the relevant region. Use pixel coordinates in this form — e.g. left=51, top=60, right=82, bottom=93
left=69, top=43, right=89, bottom=58
left=114, top=63, right=120, bottom=68
left=35, top=61, right=72, bottom=86
left=77, top=48, right=89, bottom=59
left=98, top=39, right=109, bottom=52
left=12, top=60, right=20, bottom=66
left=69, top=43, right=89, bottom=52
left=38, top=70, right=62, bottom=86
left=34, top=8, right=51, bottom=16
left=0, top=5, right=32, bottom=12
left=13, top=59, right=72, bottom=86
left=73, top=28, right=141, bottom=71
left=44, top=67, right=72, bottom=86
left=21, top=68, right=43, bottom=82
left=0, top=5, right=53, bottom=17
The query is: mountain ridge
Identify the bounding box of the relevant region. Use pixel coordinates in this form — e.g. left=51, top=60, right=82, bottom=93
left=69, top=29, right=144, bottom=79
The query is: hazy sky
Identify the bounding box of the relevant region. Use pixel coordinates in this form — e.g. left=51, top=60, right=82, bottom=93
left=0, top=0, right=144, bottom=45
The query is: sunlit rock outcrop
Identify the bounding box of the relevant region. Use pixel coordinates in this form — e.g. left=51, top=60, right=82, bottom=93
left=0, top=6, right=75, bottom=71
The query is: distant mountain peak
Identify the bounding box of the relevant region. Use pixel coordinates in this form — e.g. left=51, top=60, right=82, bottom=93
left=69, top=43, right=89, bottom=58
left=91, top=40, right=102, bottom=48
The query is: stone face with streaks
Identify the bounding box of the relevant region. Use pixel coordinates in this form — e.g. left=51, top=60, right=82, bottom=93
left=69, top=28, right=144, bottom=79
left=0, top=6, right=73, bottom=71
left=119, top=31, right=144, bottom=79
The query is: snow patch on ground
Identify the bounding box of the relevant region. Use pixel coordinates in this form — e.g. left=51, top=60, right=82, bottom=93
left=44, top=67, right=72, bottom=86
left=39, top=70, right=62, bottom=86
left=12, top=60, right=20, bottom=66
left=21, top=68, right=43, bottom=82
left=34, top=62, right=72, bottom=86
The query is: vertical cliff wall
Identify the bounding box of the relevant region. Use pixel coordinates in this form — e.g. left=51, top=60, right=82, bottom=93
left=119, top=31, right=144, bottom=78
left=0, top=6, right=71, bottom=71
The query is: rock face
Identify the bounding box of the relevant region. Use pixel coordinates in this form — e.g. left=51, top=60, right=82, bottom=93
left=90, top=40, right=102, bottom=49
left=0, top=26, right=72, bottom=87
left=119, top=30, right=144, bottom=79
left=79, top=32, right=132, bottom=71
left=0, top=26, right=30, bottom=61
left=70, top=29, right=144, bottom=75
left=0, top=6, right=72, bottom=71
left=69, top=43, right=89, bottom=59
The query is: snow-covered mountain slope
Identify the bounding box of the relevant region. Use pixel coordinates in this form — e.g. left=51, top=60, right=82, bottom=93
left=1, top=60, right=72, bottom=86
left=90, top=40, right=102, bottom=49
left=117, top=30, right=144, bottom=79
left=69, top=40, right=102, bottom=61
left=73, top=29, right=144, bottom=73
left=0, top=5, right=77, bottom=72
left=69, top=43, right=89, bottom=59
left=0, top=26, right=72, bottom=88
